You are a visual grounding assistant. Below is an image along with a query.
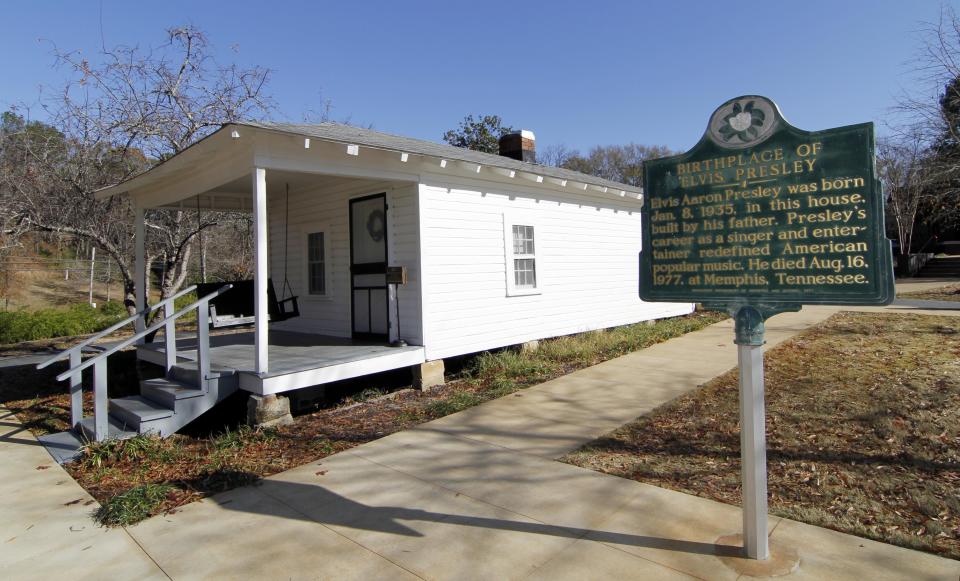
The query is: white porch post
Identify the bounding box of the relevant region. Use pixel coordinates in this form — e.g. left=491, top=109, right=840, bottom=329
left=134, top=205, right=146, bottom=341
left=253, top=167, right=269, bottom=374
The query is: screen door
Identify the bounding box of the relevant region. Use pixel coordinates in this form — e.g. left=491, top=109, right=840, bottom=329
left=349, top=194, right=389, bottom=341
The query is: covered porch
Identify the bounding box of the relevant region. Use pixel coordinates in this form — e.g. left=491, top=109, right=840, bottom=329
left=98, top=123, right=426, bottom=384
left=137, top=330, right=425, bottom=395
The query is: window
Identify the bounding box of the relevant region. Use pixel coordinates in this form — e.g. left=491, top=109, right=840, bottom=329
left=512, top=225, right=537, bottom=289
left=504, top=214, right=540, bottom=296
left=307, top=232, right=326, bottom=295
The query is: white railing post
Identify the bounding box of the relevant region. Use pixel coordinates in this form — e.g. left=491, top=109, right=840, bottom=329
left=197, top=299, right=210, bottom=387
left=93, top=359, right=108, bottom=442
left=69, top=350, right=82, bottom=429
left=164, top=300, right=176, bottom=372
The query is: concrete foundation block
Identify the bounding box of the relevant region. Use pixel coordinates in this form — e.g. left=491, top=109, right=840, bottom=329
left=247, top=394, right=294, bottom=429
left=413, top=360, right=445, bottom=391
left=520, top=340, right=540, bottom=353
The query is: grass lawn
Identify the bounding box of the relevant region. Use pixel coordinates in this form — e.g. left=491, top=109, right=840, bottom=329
left=0, top=310, right=726, bottom=526
left=899, top=282, right=960, bottom=303
left=563, top=312, right=960, bottom=560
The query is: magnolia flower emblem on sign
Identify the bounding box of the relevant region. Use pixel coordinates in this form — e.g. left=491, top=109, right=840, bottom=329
left=718, top=100, right=766, bottom=143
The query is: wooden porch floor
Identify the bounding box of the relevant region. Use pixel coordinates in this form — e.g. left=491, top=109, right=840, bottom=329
left=137, top=330, right=426, bottom=395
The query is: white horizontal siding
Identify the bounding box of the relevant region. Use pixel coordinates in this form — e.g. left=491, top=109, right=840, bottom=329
left=418, top=181, right=692, bottom=360
left=386, top=185, right=423, bottom=345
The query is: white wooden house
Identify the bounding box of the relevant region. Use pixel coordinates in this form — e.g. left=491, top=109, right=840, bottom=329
left=40, top=122, right=692, bottom=444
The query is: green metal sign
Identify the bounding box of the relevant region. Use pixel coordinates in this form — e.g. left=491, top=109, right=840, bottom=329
left=639, top=95, right=895, bottom=308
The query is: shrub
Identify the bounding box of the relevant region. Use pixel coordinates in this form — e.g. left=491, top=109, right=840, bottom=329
left=0, top=302, right=128, bottom=344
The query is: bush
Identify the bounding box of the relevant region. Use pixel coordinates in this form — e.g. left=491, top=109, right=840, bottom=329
left=94, top=483, right=175, bottom=527
left=0, top=302, right=128, bottom=344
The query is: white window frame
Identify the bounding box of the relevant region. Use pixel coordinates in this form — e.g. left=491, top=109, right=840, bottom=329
left=503, top=212, right=541, bottom=297
left=303, top=228, right=332, bottom=300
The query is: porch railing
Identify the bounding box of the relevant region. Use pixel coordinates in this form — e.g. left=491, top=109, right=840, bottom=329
left=36, top=285, right=198, bottom=428
left=36, top=284, right=233, bottom=442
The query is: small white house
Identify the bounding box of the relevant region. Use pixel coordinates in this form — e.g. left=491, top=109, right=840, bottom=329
left=50, top=122, right=692, bottom=441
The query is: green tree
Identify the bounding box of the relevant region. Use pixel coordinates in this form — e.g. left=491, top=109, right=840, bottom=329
left=443, top=115, right=516, bottom=154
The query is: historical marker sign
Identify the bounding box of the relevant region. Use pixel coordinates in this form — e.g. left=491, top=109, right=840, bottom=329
left=639, top=95, right=895, bottom=306
left=638, top=96, right=895, bottom=562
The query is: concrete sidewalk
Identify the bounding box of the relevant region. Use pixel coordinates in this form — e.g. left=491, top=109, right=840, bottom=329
left=0, top=408, right=167, bottom=580
left=3, top=300, right=960, bottom=579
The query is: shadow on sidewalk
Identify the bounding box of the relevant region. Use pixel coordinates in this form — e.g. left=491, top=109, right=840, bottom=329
left=218, top=478, right=745, bottom=558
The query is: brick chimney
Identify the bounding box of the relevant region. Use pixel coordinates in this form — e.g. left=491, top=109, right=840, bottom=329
left=498, top=130, right=536, bottom=163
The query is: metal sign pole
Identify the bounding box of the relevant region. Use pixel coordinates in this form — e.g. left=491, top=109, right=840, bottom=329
left=734, top=306, right=770, bottom=560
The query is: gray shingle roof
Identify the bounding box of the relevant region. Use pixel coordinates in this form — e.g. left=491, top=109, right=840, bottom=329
left=238, top=121, right=641, bottom=194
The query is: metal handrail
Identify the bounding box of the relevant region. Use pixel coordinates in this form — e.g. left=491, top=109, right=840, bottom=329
left=36, top=285, right=199, bottom=371
left=55, top=284, right=232, bottom=382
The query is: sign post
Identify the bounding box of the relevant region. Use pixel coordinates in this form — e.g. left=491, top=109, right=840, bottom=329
left=639, top=96, right=895, bottom=560
left=736, top=306, right=769, bottom=559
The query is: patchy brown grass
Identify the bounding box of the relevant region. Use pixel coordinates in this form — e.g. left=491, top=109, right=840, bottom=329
left=563, top=312, right=960, bottom=560
left=1, top=310, right=727, bottom=525
left=899, top=283, right=960, bottom=303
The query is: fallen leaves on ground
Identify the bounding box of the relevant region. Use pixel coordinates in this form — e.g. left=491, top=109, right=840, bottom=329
left=563, top=312, right=960, bottom=560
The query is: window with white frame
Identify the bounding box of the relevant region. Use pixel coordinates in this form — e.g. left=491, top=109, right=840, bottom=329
left=307, top=231, right=326, bottom=295
left=512, top=225, right=536, bottom=289
left=504, top=215, right=540, bottom=296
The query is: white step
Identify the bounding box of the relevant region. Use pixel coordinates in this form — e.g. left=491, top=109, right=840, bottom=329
left=109, top=396, right=173, bottom=433
left=141, top=377, right=205, bottom=407
left=168, top=362, right=236, bottom=386
left=77, top=416, right=138, bottom=442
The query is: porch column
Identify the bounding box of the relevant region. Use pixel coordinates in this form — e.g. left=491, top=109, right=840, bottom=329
left=253, top=167, right=269, bottom=374
left=134, top=205, right=146, bottom=341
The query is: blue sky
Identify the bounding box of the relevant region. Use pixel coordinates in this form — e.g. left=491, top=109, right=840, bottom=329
left=2, top=1, right=957, bottom=153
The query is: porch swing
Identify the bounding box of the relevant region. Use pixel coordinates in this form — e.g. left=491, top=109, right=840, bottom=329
left=196, top=184, right=300, bottom=328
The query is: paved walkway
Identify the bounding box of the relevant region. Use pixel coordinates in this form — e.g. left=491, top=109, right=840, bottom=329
left=0, top=408, right=166, bottom=580
left=2, top=287, right=959, bottom=579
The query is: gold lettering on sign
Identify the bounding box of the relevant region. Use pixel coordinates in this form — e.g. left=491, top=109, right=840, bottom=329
left=648, top=140, right=876, bottom=292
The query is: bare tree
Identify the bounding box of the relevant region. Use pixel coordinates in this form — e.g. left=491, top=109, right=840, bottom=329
left=536, top=143, right=578, bottom=168
left=2, top=26, right=273, bottom=313
left=878, top=133, right=934, bottom=255
left=558, top=143, right=673, bottom=188
left=891, top=6, right=960, bottom=248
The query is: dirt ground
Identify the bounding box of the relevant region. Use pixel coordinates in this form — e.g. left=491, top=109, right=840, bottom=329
left=899, top=282, right=960, bottom=302
left=563, top=312, right=960, bottom=560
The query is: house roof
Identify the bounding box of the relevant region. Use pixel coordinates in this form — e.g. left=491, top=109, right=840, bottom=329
left=239, top=121, right=642, bottom=196
left=96, top=121, right=643, bottom=203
